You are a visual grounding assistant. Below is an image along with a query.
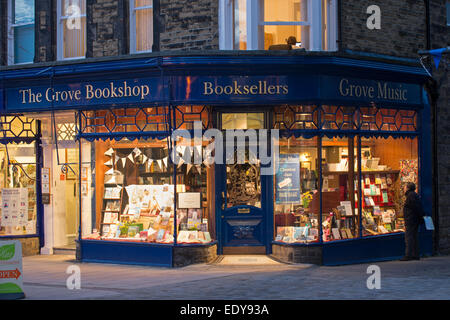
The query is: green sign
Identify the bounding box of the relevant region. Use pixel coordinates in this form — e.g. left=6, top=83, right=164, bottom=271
left=0, top=241, right=25, bottom=299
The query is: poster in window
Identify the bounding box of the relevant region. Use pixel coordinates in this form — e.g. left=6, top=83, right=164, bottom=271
left=275, top=154, right=301, bottom=204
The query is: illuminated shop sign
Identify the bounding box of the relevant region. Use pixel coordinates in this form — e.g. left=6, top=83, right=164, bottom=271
left=5, top=78, right=166, bottom=111
left=3, top=75, right=422, bottom=112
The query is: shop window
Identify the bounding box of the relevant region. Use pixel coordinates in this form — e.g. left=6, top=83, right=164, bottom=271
left=81, top=137, right=214, bottom=244
left=7, top=0, right=35, bottom=65
left=221, top=113, right=265, bottom=130
left=57, top=0, right=86, bottom=60
left=361, top=137, right=418, bottom=237
left=0, top=142, right=37, bottom=236
left=130, top=0, right=154, bottom=53
left=274, top=136, right=319, bottom=243
left=273, top=105, right=319, bottom=130
left=175, top=138, right=215, bottom=243
left=220, top=0, right=337, bottom=51
left=321, top=136, right=359, bottom=241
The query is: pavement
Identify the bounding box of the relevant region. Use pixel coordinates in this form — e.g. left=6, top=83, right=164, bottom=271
left=19, top=253, right=450, bottom=300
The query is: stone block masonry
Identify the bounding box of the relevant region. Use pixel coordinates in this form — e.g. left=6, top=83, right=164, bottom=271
left=159, top=0, right=219, bottom=51
left=0, top=237, right=40, bottom=257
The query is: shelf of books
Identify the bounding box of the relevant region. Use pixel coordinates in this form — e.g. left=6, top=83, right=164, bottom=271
left=360, top=171, right=404, bottom=236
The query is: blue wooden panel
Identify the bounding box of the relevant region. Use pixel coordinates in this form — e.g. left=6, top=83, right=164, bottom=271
left=322, top=232, right=433, bottom=266
left=80, top=240, right=173, bottom=267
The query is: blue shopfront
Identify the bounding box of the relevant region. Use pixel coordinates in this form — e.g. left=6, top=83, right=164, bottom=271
left=0, top=54, right=433, bottom=266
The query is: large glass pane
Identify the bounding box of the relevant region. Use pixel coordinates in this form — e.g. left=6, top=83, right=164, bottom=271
left=0, top=142, right=37, bottom=236
left=222, top=113, right=264, bottom=130
left=135, top=0, right=153, bottom=52
left=262, top=0, right=309, bottom=50
left=361, top=137, right=418, bottom=236
left=321, top=137, right=359, bottom=241
left=274, top=136, right=320, bottom=243
left=13, top=0, right=34, bottom=24
left=175, top=137, right=215, bottom=243
left=14, top=25, right=34, bottom=64
left=226, top=156, right=261, bottom=208
left=82, top=138, right=176, bottom=243
left=233, top=0, right=247, bottom=50
left=61, top=0, right=86, bottom=59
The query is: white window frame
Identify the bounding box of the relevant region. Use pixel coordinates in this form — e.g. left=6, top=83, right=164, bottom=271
left=130, top=0, right=154, bottom=54
left=57, top=0, right=86, bottom=61
left=7, top=0, right=35, bottom=65
left=219, top=0, right=338, bottom=51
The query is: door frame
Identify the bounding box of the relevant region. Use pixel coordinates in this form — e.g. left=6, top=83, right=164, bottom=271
left=213, top=107, right=274, bottom=255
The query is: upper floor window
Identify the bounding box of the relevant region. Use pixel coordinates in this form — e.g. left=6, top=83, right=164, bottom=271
left=220, top=0, right=337, bottom=51
left=447, top=1, right=450, bottom=26
left=130, top=0, right=154, bottom=53
left=7, top=0, right=35, bottom=65
left=57, top=0, right=86, bottom=60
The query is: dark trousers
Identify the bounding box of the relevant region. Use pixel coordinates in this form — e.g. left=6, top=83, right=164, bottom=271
left=405, top=222, right=420, bottom=258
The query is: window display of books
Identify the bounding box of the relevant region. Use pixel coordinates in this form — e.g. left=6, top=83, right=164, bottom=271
left=275, top=226, right=319, bottom=243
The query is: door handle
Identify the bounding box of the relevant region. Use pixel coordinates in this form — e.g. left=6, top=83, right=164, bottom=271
left=221, top=191, right=225, bottom=210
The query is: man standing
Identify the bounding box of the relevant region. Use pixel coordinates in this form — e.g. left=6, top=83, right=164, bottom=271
left=400, top=182, right=423, bottom=261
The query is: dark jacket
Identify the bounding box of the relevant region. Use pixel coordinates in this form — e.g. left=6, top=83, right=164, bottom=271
left=403, top=190, right=424, bottom=226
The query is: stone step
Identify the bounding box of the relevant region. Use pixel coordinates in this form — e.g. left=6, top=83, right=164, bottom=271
left=53, top=246, right=76, bottom=255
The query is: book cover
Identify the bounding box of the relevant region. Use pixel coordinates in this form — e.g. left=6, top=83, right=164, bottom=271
left=103, top=212, right=112, bottom=224
left=332, top=228, right=341, bottom=240
left=203, top=232, right=211, bottom=242
left=156, top=229, right=165, bottom=241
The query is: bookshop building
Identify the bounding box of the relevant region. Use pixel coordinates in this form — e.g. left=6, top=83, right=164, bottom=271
left=0, top=54, right=433, bottom=266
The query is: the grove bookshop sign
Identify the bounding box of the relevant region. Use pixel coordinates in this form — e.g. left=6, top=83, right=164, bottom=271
left=0, top=240, right=25, bottom=299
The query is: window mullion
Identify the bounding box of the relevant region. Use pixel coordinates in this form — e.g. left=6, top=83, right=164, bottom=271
left=246, top=0, right=259, bottom=50
left=309, top=0, right=322, bottom=51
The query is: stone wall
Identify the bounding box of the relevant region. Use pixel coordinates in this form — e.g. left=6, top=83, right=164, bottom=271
left=429, top=0, right=450, bottom=254
left=272, top=244, right=323, bottom=265
left=87, top=0, right=128, bottom=57
left=0, top=0, right=7, bottom=65
left=173, top=244, right=217, bottom=267
left=35, top=0, right=55, bottom=62
left=340, top=0, right=427, bottom=58
left=1, top=238, right=40, bottom=257
left=159, top=0, right=219, bottom=51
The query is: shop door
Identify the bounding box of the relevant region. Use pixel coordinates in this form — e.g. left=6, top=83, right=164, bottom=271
left=53, top=147, right=79, bottom=247
left=216, top=112, right=272, bottom=255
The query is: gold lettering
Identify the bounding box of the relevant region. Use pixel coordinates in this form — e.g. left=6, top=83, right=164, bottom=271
left=85, top=84, right=94, bottom=100
left=203, top=82, right=213, bottom=95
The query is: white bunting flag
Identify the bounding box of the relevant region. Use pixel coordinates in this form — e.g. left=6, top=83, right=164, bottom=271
left=121, top=157, right=126, bottom=167
left=187, top=163, right=193, bottom=174
left=133, top=147, right=142, bottom=157
left=163, top=157, right=168, bottom=168
left=104, top=148, right=114, bottom=157
left=142, top=154, right=148, bottom=164
left=157, top=159, right=162, bottom=170
left=104, top=159, right=113, bottom=166
left=177, top=157, right=185, bottom=168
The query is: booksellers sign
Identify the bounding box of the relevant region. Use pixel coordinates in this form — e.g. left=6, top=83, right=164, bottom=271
left=275, top=154, right=301, bottom=204
left=0, top=240, right=25, bottom=299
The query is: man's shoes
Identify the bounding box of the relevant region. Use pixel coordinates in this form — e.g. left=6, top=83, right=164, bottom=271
left=400, top=256, right=414, bottom=261
left=400, top=256, right=420, bottom=261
